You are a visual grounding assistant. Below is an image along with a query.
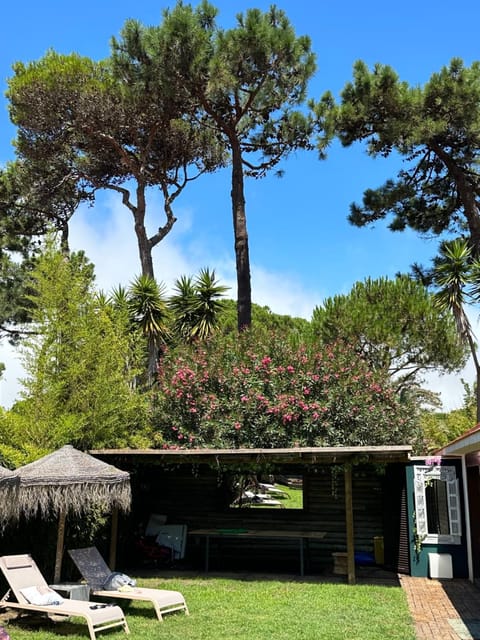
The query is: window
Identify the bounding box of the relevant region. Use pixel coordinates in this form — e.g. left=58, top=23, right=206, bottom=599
left=229, top=475, right=304, bottom=510
left=414, top=465, right=461, bottom=545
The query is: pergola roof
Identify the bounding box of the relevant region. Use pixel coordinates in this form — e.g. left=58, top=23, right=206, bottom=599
left=90, top=445, right=412, bottom=466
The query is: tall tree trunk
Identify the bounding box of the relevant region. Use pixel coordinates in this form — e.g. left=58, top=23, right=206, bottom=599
left=146, top=337, right=158, bottom=387
left=476, top=371, right=480, bottom=425
left=431, top=144, right=480, bottom=255
left=135, top=224, right=157, bottom=381
left=132, top=185, right=155, bottom=279
left=59, top=219, right=70, bottom=255
left=133, top=189, right=156, bottom=380
left=466, top=330, right=480, bottom=423
left=135, top=223, right=154, bottom=279
left=231, top=144, right=252, bottom=330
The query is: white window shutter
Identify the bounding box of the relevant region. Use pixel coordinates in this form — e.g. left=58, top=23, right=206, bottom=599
left=414, top=469, right=428, bottom=536
left=447, top=479, right=462, bottom=537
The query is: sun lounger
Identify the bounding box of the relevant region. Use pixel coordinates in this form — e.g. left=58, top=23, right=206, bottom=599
left=258, top=482, right=289, bottom=498
left=0, top=554, right=129, bottom=640
left=68, top=547, right=189, bottom=621
left=243, top=491, right=284, bottom=507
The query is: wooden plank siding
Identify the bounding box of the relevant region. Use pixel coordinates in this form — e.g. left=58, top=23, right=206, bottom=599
left=118, top=462, right=391, bottom=574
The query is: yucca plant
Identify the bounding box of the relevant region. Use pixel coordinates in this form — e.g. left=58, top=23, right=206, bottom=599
left=169, top=268, right=228, bottom=342
left=433, top=238, right=480, bottom=420
left=127, top=274, right=171, bottom=384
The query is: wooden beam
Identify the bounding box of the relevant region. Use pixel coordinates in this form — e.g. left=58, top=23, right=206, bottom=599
left=54, top=508, right=66, bottom=584
left=109, top=507, right=119, bottom=570
left=344, top=464, right=356, bottom=585
left=90, top=445, right=412, bottom=467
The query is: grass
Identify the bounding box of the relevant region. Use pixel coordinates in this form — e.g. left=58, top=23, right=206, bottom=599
left=0, top=573, right=417, bottom=640
left=277, top=482, right=303, bottom=509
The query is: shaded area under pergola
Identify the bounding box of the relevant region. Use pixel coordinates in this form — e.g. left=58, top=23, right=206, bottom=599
left=91, top=445, right=412, bottom=584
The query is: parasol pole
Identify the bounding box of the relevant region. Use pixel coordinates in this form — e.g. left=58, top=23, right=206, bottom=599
left=109, top=506, right=119, bottom=570
left=54, top=507, right=67, bottom=584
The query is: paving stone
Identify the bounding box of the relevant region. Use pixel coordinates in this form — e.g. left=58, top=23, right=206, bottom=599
left=400, top=576, right=480, bottom=640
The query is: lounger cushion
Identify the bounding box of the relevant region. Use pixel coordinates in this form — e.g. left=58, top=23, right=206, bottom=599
left=4, top=557, right=32, bottom=570
left=20, top=586, right=64, bottom=606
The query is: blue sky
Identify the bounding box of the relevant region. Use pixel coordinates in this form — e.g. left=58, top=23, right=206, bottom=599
left=0, top=0, right=479, bottom=408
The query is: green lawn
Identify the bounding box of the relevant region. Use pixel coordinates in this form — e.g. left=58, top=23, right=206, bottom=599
left=0, top=574, right=416, bottom=640
left=277, top=482, right=303, bottom=508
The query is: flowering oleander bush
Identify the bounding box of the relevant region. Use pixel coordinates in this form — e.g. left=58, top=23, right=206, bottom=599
left=152, top=328, right=419, bottom=449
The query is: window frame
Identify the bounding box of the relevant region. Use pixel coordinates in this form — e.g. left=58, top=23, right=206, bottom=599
left=413, top=465, right=461, bottom=545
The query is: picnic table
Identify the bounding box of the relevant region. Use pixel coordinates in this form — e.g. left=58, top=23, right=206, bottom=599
left=189, top=528, right=326, bottom=576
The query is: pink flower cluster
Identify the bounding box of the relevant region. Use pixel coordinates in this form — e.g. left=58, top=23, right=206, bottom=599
left=153, top=332, right=416, bottom=449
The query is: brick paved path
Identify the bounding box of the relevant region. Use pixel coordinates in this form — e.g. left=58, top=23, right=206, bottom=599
left=400, top=575, right=480, bottom=640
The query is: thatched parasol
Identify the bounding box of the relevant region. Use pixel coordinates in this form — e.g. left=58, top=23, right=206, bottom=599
left=16, top=445, right=131, bottom=582
left=0, top=465, right=19, bottom=526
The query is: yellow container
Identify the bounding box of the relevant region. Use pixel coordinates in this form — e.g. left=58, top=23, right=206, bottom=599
left=374, top=536, right=384, bottom=565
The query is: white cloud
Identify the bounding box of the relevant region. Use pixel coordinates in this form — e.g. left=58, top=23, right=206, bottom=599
left=250, top=266, right=320, bottom=320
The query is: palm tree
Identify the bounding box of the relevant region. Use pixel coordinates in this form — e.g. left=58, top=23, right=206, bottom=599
left=433, top=238, right=480, bottom=421
left=168, top=275, right=198, bottom=341
left=169, top=268, right=229, bottom=342
left=190, top=268, right=229, bottom=340
left=127, top=275, right=171, bottom=385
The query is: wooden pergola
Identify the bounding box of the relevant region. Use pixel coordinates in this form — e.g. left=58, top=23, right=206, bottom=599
left=91, top=445, right=412, bottom=584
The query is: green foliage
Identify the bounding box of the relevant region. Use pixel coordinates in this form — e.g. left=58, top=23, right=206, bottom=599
left=128, top=275, right=171, bottom=340
left=0, top=240, right=150, bottom=459
left=6, top=33, right=225, bottom=280
left=218, top=299, right=311, bottom=339
left=169, top=268, right=228, bottom=341
left=163, top=3, right=316, bottom=166
left=419, top=381, right=476, bottom=452
left=109, top=270, right=228, bottom=384
left=0, top=252, right=35, bottom=345
left=433, top=239, right=480, bottom=339
left=0, top=162, right=52, bottom=344
left=168, top=275, right=198, bottom=340
left=153, top=326, right=419, bottom=449
left=127, top=274, right=171, bottom=384
left=312, top=275, right=467, bottom=399
left=314, top=58, right=480, bottom=252
left=420, top=409, right=472, bottom=454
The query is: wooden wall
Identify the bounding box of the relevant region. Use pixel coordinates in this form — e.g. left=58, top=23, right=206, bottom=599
left=115, top=462, right=393, bottom=575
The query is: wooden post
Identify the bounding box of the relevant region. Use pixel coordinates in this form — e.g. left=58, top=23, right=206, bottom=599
left=344, top=464, right=356, bottom=585
left=54, top=508, right=66, bottom=584
left=109, top=507, right=119, bottom=570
